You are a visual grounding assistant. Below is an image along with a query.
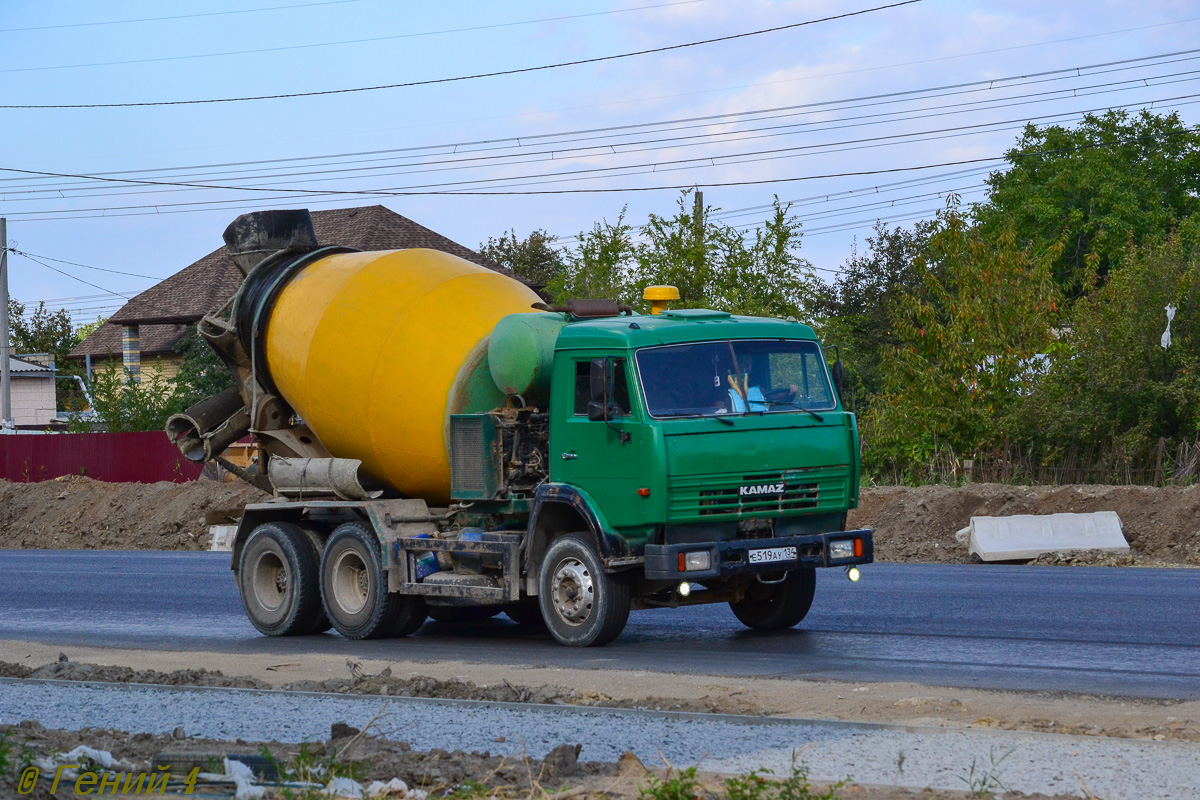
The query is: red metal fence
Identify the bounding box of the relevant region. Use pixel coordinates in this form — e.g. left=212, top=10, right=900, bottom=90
left=0, top=432, right=203, bottom=483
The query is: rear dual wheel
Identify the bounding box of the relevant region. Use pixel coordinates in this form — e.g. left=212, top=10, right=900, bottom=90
left=237, top=522, right=330, bottom=637
left=320, top=522, right=427, bottom=640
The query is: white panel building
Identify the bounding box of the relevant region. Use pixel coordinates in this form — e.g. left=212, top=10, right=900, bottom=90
left=4, top=356, right=57, bottom=426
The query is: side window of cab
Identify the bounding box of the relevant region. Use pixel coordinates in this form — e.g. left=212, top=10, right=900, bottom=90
left=573, top=360, right=631, bottom=416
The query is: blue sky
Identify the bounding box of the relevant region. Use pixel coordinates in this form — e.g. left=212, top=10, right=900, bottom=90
left=2, top=0, right=1198, bottom=325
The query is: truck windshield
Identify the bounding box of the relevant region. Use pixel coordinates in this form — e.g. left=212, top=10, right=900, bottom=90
left=635, top=339, right=836, bottom=418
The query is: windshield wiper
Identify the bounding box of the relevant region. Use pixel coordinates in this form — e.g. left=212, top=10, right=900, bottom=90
left=762, top=400, right=824, bottom=422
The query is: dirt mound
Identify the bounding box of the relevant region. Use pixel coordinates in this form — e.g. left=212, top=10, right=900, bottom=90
left=283, top=663, right=763, bottom=714
left=1, top=655, right=760, bottom=715
left=850, top=483, right=1200, bottom=566
left=0, top=720, right=1079, bottom=800
left=3, top=476, right=1198, bottom=567
left=0, top=475, right=267, bottom=551
left=6, top=653, right=268, bottom=689
left=0, top=719, right=609, bottom=797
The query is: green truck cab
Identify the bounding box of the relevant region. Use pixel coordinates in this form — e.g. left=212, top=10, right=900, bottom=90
left=508, top=304, right=873, bottom=644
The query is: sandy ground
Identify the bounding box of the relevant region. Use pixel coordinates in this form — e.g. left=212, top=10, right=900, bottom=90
left=2, top=641, right=1195, bottom=745
left=4, top=477, right=1198, bottom=566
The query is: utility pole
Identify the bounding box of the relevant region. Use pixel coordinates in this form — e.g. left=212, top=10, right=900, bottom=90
left=0, top=217, right=10, bottom=429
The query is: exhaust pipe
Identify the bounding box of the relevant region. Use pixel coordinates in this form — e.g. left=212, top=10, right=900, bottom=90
left=166, top=386, right=252, bottom=463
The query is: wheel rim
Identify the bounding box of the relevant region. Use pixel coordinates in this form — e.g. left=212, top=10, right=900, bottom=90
left=251, top=550, right=288, bottom=612
left=550, top=557, right=594, bottom=626
left=331, top=548, right=370, bottom=615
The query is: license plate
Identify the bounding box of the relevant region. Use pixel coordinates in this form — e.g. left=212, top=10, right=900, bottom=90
left=748, top=546, right=797, bottom=564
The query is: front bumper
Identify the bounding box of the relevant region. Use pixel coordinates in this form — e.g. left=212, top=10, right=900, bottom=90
left=643, top=529, right=874, bottom=580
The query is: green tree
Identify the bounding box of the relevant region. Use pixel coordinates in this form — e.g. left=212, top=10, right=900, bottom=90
left=6, top=299, right=78, bottom=362
left=479, top=228, right=565, bottom=287
left=1022, top=221, right=1200, bottom=457
left=539, top=192, right=819, bottom=318
left=547, top=210, right=638, bottom=305
left=634, top=193, right=818, bottom=318
left=74, top=316, right=107, bottom=342
left=7, top=299, right=91, bottom=411
left=74, top=361, right=183, bottom=433
left=173, top=325, right=235, bottom=410
left=817, top=219, right=935, bottom=407
left=864, top=197, right=1063, bottom=475
left=975, top=109, right=1200, bottom=296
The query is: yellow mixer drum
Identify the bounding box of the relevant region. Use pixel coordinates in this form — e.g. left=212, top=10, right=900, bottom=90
left=263, top=248, right=541, bottom=504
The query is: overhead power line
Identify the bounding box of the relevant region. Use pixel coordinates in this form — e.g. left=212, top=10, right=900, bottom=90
left=3, top=1, right=717, bottom=74
left=0, top=0, right=366, bottom=33
left=0, top=0, right=923, bottom=109
left=10, top=250, right=132, bottom=298
left=2, top=46, right=1189, bottom=197
left=4, top=91, right=1195, bottom=207
left=7, top=63, right=1190, bottom=207
left=7, top=251, right=159, bottom=280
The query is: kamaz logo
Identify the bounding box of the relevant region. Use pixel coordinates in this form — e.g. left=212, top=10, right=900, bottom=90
left=739, top=483, right=784, bottom=497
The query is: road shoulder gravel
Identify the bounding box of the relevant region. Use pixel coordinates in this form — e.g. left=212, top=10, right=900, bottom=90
left=1, top=680, right=1196, bottom=800
left=2, top=641, right=1196, bottom=744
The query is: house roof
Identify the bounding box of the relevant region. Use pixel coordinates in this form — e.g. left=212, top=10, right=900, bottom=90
left=68, top=323, right=188, bottom=361
left=6, top=355, right=53, bottom=376
left=69, top=205, right=517, bottom=360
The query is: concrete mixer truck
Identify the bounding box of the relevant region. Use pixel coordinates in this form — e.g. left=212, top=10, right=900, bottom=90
left=169, top=209, right=873, bottom=647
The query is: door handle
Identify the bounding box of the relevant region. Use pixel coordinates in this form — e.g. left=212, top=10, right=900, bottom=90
left=561, top=453, right=577, bottom=460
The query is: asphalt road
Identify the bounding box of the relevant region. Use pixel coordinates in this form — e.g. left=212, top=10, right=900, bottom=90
left=1, top=550, right=1196, bottom=699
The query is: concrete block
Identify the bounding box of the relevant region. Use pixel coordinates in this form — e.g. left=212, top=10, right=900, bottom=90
left=955, top=511, right=1129, bottom=562
left=208, top=525, right=237, bottom=552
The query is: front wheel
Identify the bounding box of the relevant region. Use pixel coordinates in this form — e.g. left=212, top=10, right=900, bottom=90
left=729, top=569, right=816, bottom=630
left=320, top=522, right=426, bottom=640
left=538, top=534, right=630, bottom=646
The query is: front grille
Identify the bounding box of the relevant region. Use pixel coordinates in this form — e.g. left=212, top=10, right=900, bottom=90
left=668, top=466, right=849, bottom=523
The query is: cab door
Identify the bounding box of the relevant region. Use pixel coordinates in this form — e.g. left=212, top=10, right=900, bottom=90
left=550, top=355, right=645, bottom=529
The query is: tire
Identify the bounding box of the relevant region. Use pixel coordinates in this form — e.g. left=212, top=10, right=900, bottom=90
left=237, top=522, right=324, bottom=637
left=729, top=568, right=816, bottom=631
left=503, top=598, right=546, bottom=628
left=427, top=605, right=502, bottom=623
left=320, top=522, right=426, bottom=640
left=299, top=529, right=333, bottom=634
left=537, top=534, right=630, bottom=646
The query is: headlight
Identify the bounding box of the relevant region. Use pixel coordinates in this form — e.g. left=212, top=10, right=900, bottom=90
left=829, top=540, right=854, bottom=560
left=679, top=551, right=711, bottom=572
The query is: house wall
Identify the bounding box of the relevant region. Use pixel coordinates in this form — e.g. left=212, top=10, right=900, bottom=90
left=10, top=377, right=57, bottom=426
left=83, top=354, right=182, bottom=382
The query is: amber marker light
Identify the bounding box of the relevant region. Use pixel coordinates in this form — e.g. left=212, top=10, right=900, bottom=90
left=638, top=487, right=651, bottom=497
left=853, top=538, right=863, bottom=558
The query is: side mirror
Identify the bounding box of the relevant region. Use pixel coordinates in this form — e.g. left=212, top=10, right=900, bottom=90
left=587, top=400, right=609, bottom=422
left=589, top=358, right=609, bottom=403
left=832, top=360, right=844, bottom=396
